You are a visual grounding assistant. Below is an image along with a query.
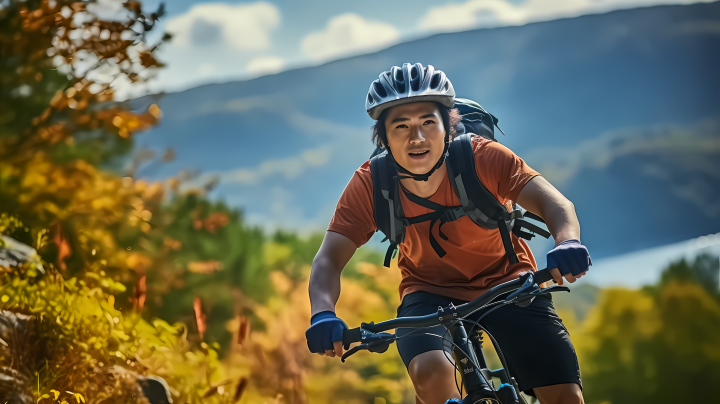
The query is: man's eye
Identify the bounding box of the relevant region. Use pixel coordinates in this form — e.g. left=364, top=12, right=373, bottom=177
left=396, top=124, right=408, bottom=129
left=423, top=120, right=436, bottom=125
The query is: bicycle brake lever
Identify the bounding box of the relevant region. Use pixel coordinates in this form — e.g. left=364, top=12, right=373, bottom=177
left=534, top=285, right=570, bottom=294
left=340, top=334, right=396, bottom=363
left=341, top=343, right=367, bottom=363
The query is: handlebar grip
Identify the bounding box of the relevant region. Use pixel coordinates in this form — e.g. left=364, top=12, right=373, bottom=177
left=534, top=268, right=553, bottom=284
left=342, top=327, right=362, bottom=347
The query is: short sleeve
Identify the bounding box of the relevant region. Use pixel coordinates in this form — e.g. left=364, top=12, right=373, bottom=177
left=473, top=138, right=540, bottom=204
left=327, top=161, right=377, bottom=247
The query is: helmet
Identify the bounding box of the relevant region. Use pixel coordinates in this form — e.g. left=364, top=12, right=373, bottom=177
left=365, top=63, right=455, bottom=120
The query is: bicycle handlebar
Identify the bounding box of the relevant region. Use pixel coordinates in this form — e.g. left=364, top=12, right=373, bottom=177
left=343, top=268, right=555, bottom=346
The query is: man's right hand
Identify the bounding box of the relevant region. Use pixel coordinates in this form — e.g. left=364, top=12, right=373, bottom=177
left=305, top=311, right=348, bottom=358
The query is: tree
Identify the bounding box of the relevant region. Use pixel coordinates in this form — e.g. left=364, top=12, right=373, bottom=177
left=0, top=1, right=234, bottom=402
left=578, top=254, right=720, bottom=404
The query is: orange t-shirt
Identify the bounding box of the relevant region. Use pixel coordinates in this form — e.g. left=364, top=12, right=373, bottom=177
left=328, top=136, right=540, bottom=301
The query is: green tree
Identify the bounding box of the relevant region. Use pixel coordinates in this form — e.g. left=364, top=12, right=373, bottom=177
left=579, top=254, right=720, bottom=404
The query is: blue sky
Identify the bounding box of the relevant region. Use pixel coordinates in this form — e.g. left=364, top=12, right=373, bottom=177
left=114, top=0, right=712, bottom=97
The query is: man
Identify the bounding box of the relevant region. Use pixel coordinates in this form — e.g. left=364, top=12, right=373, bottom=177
left=306, top=63, right=591, bottom=404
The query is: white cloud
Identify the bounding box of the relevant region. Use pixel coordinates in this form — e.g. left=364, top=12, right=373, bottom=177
left=217, top=147, right=332, bottom=185
left=246, top=56, right=285, bottom=76
left=197, top=63, right=215, bottom=76
left=86, top=0, right=131, bottom=21
left=418, top=0, right=715, bottom=33
left=420, top=0, right=525, bottom=31
left=301, top=13, right=399, bottom=61
left=166, top=2, right=280, bottom=50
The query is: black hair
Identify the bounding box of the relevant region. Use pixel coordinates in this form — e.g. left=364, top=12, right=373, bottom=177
left=371, top=102, right=461, bottom=149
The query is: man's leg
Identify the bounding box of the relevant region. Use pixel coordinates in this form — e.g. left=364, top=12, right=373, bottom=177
left=407, top=350, right=460, bottom=404
left=533, top=383, right=584, bottom=404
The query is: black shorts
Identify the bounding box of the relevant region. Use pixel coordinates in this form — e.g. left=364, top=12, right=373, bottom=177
left=396, top=291, right=581, bottom=396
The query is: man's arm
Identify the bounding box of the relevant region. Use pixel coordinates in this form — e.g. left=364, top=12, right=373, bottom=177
left=516, top=176, right=586, bottom=285
left=309, top=231, right=358, bottom=315
left=307, top=231, right=357, bottom=358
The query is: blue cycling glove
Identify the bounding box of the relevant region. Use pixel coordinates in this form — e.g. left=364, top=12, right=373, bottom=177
left=305, top=311, right=348, bottom=354
left=546, top=239, right=592, bottom=277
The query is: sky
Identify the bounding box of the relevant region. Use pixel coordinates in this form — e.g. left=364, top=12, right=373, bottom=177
left=113, top=0, right=714, bottom=97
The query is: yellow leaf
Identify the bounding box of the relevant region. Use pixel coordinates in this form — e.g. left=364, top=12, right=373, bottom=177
left=74, top=393, right=85, bottom=403
left=51, top=390, right=60, bottom=400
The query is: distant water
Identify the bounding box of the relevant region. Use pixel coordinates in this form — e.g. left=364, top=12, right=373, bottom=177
left=575, top=232, right=720, bottom=288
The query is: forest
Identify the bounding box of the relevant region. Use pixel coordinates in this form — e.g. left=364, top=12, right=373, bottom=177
left=0, top=1, right=719, bottom=403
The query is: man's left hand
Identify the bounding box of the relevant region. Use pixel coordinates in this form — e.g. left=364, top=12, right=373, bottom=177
left=546, top=239, right=592, bottom=285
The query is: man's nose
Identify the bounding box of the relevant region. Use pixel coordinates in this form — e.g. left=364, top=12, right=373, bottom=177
left=409, top=126, right=425, bottom=144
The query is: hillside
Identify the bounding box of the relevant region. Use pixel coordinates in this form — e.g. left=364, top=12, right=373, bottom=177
left=131, top=2, right=720, bottom=259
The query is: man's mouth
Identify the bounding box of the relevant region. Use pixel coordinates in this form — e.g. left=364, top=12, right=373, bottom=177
left=408, top=150, right=430, bottom=161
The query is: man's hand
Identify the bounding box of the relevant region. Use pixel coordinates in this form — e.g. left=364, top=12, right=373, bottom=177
left=547, top=239, right=592, bottom=285
left=305, top=311, right=347, bottom=358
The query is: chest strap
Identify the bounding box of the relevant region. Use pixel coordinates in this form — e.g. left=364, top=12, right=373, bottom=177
left=401, top=187, right=467, bottom=259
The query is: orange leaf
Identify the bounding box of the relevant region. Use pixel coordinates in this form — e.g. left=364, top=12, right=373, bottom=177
left=188, top=260, right=224, bottom=274
left=194, top=296, right=206, bottom=339
left=52, top=221, right=71, bottom=271
left=134, top=275, right=146, bottom=310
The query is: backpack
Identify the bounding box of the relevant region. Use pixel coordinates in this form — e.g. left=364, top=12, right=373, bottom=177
left=370, top=99, right=550, bottom=267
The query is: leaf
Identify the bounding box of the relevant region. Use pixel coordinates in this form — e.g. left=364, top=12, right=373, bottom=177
left=194, top=296, right=206, bottom=339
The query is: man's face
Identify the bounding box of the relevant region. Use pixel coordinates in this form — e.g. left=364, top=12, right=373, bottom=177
left=384, top=102, right=445, bottom=174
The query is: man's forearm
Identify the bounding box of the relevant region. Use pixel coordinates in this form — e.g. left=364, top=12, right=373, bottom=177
left=309, top=256, right=342, bottom=316
left=540, top=199, right=581, bottom=245
left=517, top=176, right=581, bottom=245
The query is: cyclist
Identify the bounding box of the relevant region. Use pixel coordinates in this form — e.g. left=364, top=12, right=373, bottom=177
left=306, top=63, right=591, bottom=404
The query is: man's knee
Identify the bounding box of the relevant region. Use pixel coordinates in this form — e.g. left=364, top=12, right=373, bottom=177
left=533, top=383, right=583, bottom=404
left=408, top=351, right=457, bottom=394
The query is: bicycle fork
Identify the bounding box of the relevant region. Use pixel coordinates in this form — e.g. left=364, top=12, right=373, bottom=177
left=447, top=320, right=497, bottom=403
left=446, top=317, right=521, bottom=404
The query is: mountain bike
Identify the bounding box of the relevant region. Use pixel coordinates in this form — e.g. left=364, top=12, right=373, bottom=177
left=341, top=268, right=568, bottom=404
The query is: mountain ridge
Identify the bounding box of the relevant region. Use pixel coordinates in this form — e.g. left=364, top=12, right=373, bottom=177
left=130, top=1, right=720, bottom=259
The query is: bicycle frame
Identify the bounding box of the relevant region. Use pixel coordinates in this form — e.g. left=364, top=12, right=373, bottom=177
left=341, top=268, right=566, bottom=404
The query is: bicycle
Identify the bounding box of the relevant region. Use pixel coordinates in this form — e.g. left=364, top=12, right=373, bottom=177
left=340, top=268, right=569, bottom=404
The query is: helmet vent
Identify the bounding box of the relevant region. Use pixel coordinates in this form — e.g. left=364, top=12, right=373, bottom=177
left=394, top=69, right=406, bottom=93
left=443, top=81, right=449, bottom=91
left=430, top=73, right=441, bottom=89
left=373, top=81, right=387, bottom=98
left=367, top=94, right=375, bottom=105
left=410, top=66, right=421, bottom=91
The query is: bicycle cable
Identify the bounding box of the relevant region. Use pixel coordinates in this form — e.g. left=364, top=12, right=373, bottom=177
left=461, top=298, right=531, bottom=404
left=438, top=323, right=500, bottom=401
left=457, top=318, right=530, bottom=404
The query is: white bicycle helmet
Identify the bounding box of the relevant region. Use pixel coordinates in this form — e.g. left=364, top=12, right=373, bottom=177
left=365, top=63, right=455, bottom=120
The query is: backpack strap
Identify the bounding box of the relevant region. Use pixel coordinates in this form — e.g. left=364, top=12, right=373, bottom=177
left=401, top=188, right=465, bottom=258
left=447, top=134, right=550, bottom=265
left=371, top=151, right=406, bottom=267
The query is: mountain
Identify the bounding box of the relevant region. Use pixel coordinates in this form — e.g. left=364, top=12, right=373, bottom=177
left=130, top=2, right=720, bottom=259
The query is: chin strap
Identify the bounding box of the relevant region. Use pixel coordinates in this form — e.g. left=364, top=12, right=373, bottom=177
left=388, top=133, right=450, bottom=182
